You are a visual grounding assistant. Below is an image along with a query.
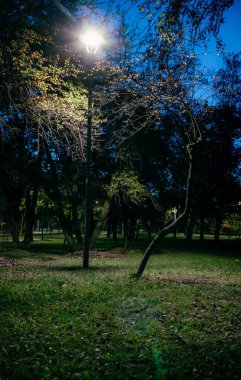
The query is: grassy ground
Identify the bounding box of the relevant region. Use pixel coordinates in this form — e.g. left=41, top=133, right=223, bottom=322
left=0, top=237, right=240, bottom=380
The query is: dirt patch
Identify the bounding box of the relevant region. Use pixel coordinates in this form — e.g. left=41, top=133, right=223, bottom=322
left=110, top=247, right=129, bottom=254
left=0, top=256, right=22, bottom=268
left=147, top=274, right=219, bottom=285
left=67, top=250, right=122, bottom=259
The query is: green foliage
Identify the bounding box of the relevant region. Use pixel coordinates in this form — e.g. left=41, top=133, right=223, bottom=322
left=0, top=0, right=240, bottom=255
left=111, top=170, right=150, bottom=206
left=223, top=212, right=241, bottom=238
left=35, top=190, right=57, bottom=226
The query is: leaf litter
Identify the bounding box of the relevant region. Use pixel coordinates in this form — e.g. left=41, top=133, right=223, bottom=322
left=0, top=256, right=22, bottom=268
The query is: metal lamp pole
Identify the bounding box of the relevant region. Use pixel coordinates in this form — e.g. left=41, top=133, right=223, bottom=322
left=83, top=78, right=92, bottom=268
left=81, top=30, right=103, bottom=269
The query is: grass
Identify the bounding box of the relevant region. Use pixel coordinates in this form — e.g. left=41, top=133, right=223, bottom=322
left=0, top=236, right=241, bottom=380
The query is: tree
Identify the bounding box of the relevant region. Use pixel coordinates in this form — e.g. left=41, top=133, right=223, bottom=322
left=213, top=52, right=241, bottom=108
left=203, top=106, right=241, bottom=241
left=0, top=1, right=99, bottom=247
left=0, top=0, right=237, bottom=266
left=103, top=0, right=235, bottom=277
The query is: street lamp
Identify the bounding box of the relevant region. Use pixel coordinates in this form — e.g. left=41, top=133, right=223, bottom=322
left=81, top=29, right=103, bottom=269
left=82, top=30, right=104, bottom=54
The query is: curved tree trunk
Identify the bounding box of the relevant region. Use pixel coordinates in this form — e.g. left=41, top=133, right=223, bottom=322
left=135, top=142, right=196, bottom=278
left=56, top=203, right=80, bottom=252
left=60, top=215, right=79, bottom=252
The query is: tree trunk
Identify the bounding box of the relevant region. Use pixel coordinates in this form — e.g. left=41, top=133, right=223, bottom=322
left=135, top=220, right=140, bottom=242
left=23, top=185, right=38, bottom=243
left=72, top=171, right=83, bottom=249
left=58, top=212, right=79, bottom=252
left=199, top=215, right=205, bottom=241
left=128, top=215, right=136, bottom=243
left=186, top=211, right=197, bottom=244
left=135, top=142, right=197, bottom=278
left=43, top=138, right=79, bottom=252
left=214, top=216, right=222, bottom=243
left=72, top=207, right=82, bottom=249
left=123, top=210, right=128, bottom=249
left=9, top=202, right=22, bottom=244
left=107, top=217, right=111, bottom=238
left=90, top=197, right=111, bottom=248
left=173, top=228, right=177, bottom=239
left=146, top=219, right=152, bottom=240
left=112, top=213, right=118, bottom=243
left=10, top=218, right=19, bottom=245
left=173, top=210, right=177, bottom=238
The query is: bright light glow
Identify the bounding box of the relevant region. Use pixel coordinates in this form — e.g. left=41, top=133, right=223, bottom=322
left=81, top=30, right=104, bottom=54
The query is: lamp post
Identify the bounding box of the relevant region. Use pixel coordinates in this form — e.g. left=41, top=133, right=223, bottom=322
left=81, top=30, right=103, bottom=269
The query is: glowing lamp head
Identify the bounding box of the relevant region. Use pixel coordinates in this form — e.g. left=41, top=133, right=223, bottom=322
left=81, top=30, right=103, bottom=54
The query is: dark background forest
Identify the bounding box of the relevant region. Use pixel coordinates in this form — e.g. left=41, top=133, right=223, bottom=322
left=0, top=0, right=240, bottom=257
left=0, top=2, right=241, bottom=379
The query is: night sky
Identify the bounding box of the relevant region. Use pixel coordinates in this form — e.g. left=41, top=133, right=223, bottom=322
left=201, top=0, right=241, bottom=69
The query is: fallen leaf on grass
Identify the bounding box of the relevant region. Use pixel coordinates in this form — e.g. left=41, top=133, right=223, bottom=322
left=67, top=251, right=121, bottom=259
left=147, top=274, right=219, bottom=285
left=0, top=256, right=21, bottom=268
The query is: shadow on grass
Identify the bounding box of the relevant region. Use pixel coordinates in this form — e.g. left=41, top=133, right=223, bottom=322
left=28, top=243, right=67, bottom=255
left=42, top=264, right=120, bottom=272
left=142, top=237, right=241, bottom=258
left=1, top=236, right=241, bottom=262
left=163, top=336, right=241, bottom=379
left=98, top=234, right=241, bottom=256
left=0, top=241, right=68, bottom=256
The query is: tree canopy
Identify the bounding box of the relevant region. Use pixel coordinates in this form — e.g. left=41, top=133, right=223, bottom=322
left=0, top=0, right=240, bottom=275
